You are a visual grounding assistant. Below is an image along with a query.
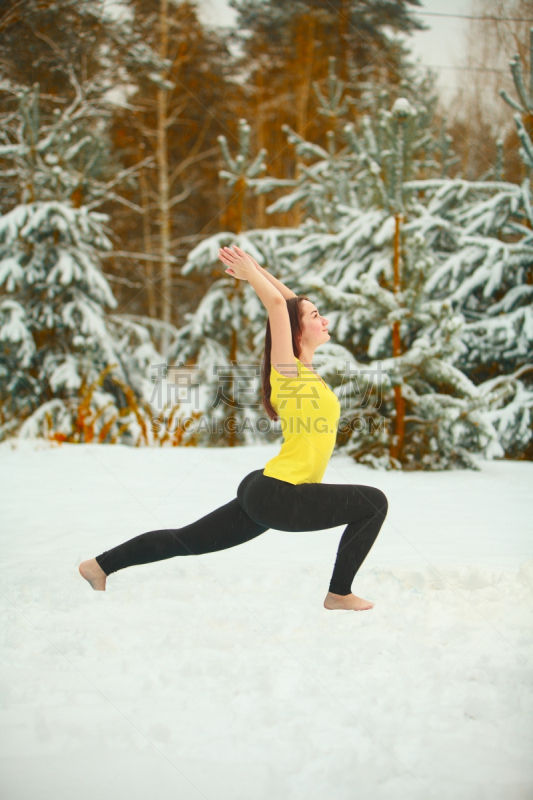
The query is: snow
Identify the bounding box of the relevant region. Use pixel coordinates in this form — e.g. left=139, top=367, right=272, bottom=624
left=392, top=98, right=413, bottom=117
left=1, top=440, right=532, bottom=799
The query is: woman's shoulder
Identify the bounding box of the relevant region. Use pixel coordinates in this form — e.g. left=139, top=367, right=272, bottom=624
left=271, top=357, right=300, bottom=378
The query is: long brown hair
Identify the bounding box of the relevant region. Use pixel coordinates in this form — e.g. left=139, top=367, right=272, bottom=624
left=261, top=295, right=310, bottom=421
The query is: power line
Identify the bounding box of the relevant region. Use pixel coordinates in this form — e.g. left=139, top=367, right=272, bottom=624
left=426, top=64, right=508, bottom=74
left=414, top=11, right=533, bottom=23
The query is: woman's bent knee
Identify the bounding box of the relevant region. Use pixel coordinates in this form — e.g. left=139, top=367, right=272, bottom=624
left=376, top=489, right=388, bottom=515
left=366, top=486, right=388, bottom=516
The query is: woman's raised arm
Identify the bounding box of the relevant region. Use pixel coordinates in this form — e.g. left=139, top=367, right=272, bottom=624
left=249, top=256, right=297, bottom=302
left=218, top=246, right=297, bottom=377
left=218, top=246, right=286, bottom=312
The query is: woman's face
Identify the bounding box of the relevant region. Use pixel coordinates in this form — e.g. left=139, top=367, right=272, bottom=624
left=299, top=300, right=330, bottom=349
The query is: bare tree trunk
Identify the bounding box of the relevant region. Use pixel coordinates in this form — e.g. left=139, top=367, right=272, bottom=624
left=292, top=12, right=315, bottom=227
left=295, top=14, right=315, bottom=136
left=139, top=162, right=156, bottom=318
left=157, top=0, right=172, bottom=352
left=338, top=0, right=349, bottom=83
left=448, top=0, right=532, bottom=179
left=233, top=175, right=246, bottom=235
left=390, top=212, right=405, bottom=464
left=226, top=176, right=246, bottom=447
left=256, top=68, right=266, bottom=228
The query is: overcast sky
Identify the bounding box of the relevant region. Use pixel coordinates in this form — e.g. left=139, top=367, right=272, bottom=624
left=197, top=0, right=475, bottom=103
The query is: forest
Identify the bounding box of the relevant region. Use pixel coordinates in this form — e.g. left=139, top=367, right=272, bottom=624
left=1, top=0, right=532, bottom=470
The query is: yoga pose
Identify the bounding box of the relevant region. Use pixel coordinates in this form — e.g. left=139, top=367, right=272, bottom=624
left=79, top=246, right=388, bottom=610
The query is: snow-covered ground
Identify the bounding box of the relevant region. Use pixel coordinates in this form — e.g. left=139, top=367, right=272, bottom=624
left=0, top=439, right=532, bottom=800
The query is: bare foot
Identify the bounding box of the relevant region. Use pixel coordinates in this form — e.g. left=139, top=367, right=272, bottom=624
left=79, top=558, right=107, bottom=591
left=323, top=591, right=374, bottom=610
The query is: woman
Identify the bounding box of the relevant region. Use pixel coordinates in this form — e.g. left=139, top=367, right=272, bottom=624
left=79, top=245, right=388, bottom=610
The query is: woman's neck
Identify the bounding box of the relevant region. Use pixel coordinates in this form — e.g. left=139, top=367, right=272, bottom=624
left=298, top=347, right=317, bottom=369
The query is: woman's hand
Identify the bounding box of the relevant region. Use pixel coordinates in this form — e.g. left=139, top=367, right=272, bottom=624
left=218, top=245, right=258, bottom=281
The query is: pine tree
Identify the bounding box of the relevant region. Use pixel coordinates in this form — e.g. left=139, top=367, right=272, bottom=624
left=172, top=114, right=329, bottom=448
left=226, top=0, right=428, bottom=227
left=0, top=79, right=165, bottom=444
left=108, top=0, right=240, bottom=334
left=268, top=81, right=504, bottom=469
left=182, top=59, right=531, bottom=469
left=171, top=224, right=301, bottom=448
left=255, top=61, right=533, bottom=466
left=382, top=36, right=533, bottom=460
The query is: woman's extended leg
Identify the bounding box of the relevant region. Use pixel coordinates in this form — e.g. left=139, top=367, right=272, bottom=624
left=79, top=472, right=270, bottom=590
left=238, top=472, right=388, bottom=609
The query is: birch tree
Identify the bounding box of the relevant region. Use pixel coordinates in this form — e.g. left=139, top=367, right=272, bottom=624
left=110, top=0, right=233, bottom=350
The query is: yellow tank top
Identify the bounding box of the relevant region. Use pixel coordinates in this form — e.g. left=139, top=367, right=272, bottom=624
left=263, top=357, right=341, bottom=485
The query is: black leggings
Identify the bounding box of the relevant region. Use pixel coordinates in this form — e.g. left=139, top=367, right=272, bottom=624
left=95, top=469, right=388, bottom=596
